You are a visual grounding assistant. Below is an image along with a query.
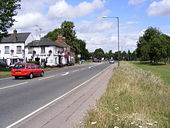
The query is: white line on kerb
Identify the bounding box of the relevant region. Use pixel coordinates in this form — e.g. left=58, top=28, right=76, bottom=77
left=0, top=82, right=28, bottom=90
left=61, top=72, right=69, bottom=76
left=6, top=65, right=111, bottom=128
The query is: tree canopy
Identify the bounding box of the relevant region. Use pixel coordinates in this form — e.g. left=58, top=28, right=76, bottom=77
left=0, top=0, right=21, bottom=40
left=45, top=21, right=89, bottom=60
left=136, top=27, right=170, bottom=63
left=93, top=48, right=105, bottom=59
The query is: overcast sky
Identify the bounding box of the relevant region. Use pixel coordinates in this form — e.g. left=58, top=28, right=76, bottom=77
left=10, top=0, right=170, bottom=52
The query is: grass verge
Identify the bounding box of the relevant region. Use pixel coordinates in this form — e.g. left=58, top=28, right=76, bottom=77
left=80, top=62, right=170, bottom=128
left=0, top=71, right=11, bottom=78
left=132, top=62, right=170, bottom=85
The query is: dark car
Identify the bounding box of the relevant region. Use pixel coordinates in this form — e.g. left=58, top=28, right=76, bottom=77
left=0, top=62, right=8, bottom=68
left=67, top=61, right=75, bottom=66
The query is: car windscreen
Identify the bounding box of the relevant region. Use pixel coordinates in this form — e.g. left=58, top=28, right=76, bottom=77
left=14, top=64, right=25, bottom=69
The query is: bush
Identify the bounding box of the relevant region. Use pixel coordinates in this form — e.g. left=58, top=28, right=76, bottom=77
left=28, top=61, right=39, bottom=65
left=0, top=67, right=11, bottom=71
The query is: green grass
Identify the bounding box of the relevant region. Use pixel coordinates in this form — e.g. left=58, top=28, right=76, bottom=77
left=0, top=71, right=11, bottom=78
left=80, top=62, right=170, bottom=128
left=132, top=62, right=170, bottom=85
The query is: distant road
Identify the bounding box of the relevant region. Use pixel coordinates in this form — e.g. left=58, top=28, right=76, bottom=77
left=0, top=63, right=111, bottom=128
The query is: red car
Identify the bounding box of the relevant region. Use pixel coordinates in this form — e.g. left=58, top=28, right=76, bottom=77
left=11, top=63, right=44, bottom=79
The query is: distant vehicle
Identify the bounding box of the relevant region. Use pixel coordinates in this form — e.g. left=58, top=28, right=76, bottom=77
left=93, top=58, right=101, bottom=62
left=67, top=61, right=75, bottom=66
left=11, top=63, right=44, bottom=79
left=9, top=61, right=24, bottom=68
left=0, top=62, right=8, bottom=68
left=109, top=60, right=115, bottom=64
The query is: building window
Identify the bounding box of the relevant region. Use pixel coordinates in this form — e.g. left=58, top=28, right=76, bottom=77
left=5, top=46, right=10, bottom=54
left=41, top=47, right=45, bottom=53
left=17, top=46, right=22, bottom=54
left=28, top=47, right=33, bottom=54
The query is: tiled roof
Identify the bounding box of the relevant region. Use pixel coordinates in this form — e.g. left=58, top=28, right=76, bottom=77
left=0, top=33, right=30, bottom=43
left=26, top=38, right=63, bottom=47
left=55, top=39, right=70, bottom=48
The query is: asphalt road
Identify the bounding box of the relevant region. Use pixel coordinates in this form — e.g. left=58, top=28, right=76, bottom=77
left=0, top=63, right=111, bottom=128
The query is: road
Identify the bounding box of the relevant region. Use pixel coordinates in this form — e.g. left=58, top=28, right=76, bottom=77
left=0, top=63, right=113, bottom=128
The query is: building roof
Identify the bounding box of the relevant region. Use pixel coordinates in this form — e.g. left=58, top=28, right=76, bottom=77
left=55, top=39, right=69, bottom=48
left=0, top=32, right=31, bottom=43
left=26, top=37, right=63, bottom=47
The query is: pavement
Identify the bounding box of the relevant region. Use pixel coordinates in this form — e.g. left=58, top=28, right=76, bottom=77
left=14, top=63, right=116, bottom=128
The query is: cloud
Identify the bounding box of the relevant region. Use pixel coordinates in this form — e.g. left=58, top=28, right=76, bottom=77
left=147, top=0, right=170, bottom=16
left=126, top=21, right=139, bottom=25
left=48, top=0, right=105, bottom=18
left=128, top=0, right=146, bottom=5
left=77, top=21, right=114, bottom=33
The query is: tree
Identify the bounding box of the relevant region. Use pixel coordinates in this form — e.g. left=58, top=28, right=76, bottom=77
left=0, top=0, right=21, bottom=40
left=75, top=39, right=89, bottom=60
left=45, top=21, right=90, bottom=60
left=93, top=48, right=105, bottom=59
left=136, top=27, right=170, bottom=64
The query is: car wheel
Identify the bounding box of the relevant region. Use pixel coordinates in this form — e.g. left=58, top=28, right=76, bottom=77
left=40, top=72, right=44, bottom=77
left=15, top=76, right=19, bottom=79
left=29, top=73, right=33, bottom=79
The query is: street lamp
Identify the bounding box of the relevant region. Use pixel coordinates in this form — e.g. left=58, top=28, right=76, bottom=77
left=102, top=16, right=120, bottom=67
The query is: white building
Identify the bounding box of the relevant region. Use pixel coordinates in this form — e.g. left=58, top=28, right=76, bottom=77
left=0, top=30, right=32, bottom=65
left=25, top=37, right=66, bottom=66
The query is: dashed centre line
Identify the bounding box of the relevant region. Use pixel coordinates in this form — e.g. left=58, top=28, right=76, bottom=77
left=0, top=82, right=28, bottom=90
left=61, top=72, right=69, bottom=76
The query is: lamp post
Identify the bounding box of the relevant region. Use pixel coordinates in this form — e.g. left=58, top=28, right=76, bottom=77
left=102, top=16, right=120, bottom=67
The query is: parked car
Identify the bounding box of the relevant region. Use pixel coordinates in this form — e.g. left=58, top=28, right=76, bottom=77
left=67, top=61, right=75, bottom=66
left=93, top=58, right=101, bottom=62
left=0, top=62, right=8, bottom=68
left=109, top=60, right=115, bottom=64
left=11, top=63, right=44, bottom=79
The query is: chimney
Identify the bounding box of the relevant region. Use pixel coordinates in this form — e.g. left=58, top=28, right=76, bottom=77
left=57, top=35, right=63, bottom=41
left=13, top=29, right=18, bottom=42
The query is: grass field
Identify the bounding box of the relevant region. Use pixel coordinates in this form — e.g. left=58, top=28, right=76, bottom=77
left=80, top=62, right=170, bottom=128
left=132, top=62, right=170, bottom=85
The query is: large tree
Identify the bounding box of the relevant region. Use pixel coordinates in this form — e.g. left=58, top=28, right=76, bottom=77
left=136, top=27, right=170, bottom=63
left=45, top=21, right=89, bottom=59
left=0, top=0, right=21, bottom=40
left=93, top=48, right=105, bottom=59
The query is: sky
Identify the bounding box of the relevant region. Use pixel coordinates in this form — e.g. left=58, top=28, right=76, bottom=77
left=10, top=0, right=170, bottom=53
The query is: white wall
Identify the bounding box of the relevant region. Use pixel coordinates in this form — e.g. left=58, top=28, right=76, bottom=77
left=25, top=46, right=65, bottom=66
left=0, top=42, right=25, bottom=65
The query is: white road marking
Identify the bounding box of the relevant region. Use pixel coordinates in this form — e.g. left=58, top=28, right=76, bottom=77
left=38, top=75, right=55, bottom=80
left=72, top=70, right=79, bottom=73
left=0, top=82, right=28, bottom=90
left=6, top=65, right=111, bottom=128
left=61, top=72, right=69, bottom=76
left=88, top=66, right=92, bottom=69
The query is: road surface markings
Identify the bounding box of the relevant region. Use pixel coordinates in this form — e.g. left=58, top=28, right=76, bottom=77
left=72, top=70, right=79, bottom=73
left=61, top=72, right=69, bottom=76
left=6, top=65, right=111, bottom=128
left=0, top=82, right=28, bottom=90
left=88, top=66, right=92, bottom=69
left=38, top=75, right=55, bottom=80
